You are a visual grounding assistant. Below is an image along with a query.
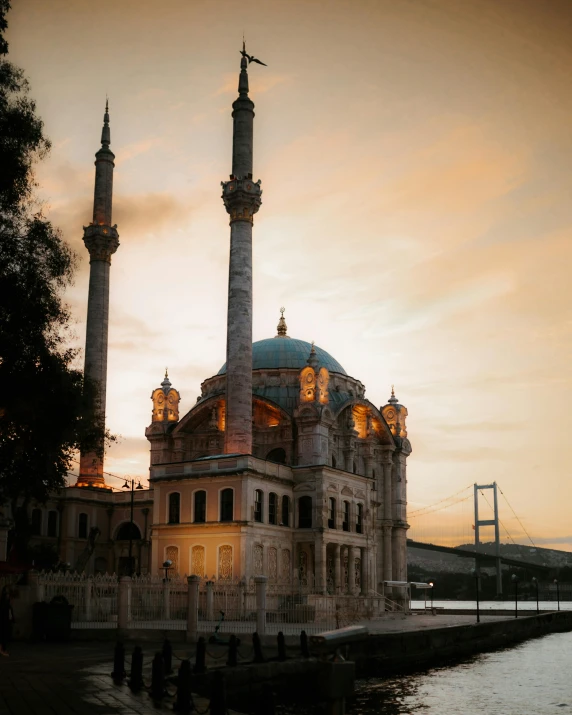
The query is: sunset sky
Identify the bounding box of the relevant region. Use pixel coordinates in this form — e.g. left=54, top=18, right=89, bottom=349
left=7, top=0, right=572, bottom=550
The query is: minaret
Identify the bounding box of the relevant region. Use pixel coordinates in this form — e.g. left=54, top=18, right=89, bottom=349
left=76, top=101, right=120, bottom=487
left=221, top=44, right=262, bottom=454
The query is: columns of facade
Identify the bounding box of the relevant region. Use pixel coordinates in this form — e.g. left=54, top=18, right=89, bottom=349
left=383, top=461, right=392, bottom=522
left=382, top=460, right=393, bottom=588
left=383, top=526, right=393, bottom=585
left=348, top=546, right=357, bottom=595
left=221, top=53, right=261, bottom=455
left=343, top=443, right=355, bottom=473
left=363, top=443, right=374, bottom=480
left=308, top=543, right=315, bottom=590
left=77, top=102, right=119, bottom=488
left=360, top=546, right=368, bottom=595
left=315, top=539, right=327, bottom=594
left=392, top=455, right=408, bottom=582
left=339, top=545, right=346, bottom=594
left=333, top=543, right=341, bottom=594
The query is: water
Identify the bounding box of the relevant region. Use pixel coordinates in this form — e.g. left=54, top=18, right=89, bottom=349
left=411, top=599, right=572, bottom=611
left=352, top=630, right=572, bottom=714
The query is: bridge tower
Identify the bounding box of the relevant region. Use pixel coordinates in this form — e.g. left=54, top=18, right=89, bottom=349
left=474, top=482, right=502, bottom=596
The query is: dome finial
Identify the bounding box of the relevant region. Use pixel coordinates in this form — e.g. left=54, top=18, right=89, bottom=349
left=388, top=385, right=398, bottom=404
left=307, top=340, right=319, bottom=369
left=275, top=307, right=288, bottom=338
left=161, top=369, right=172, bottom=393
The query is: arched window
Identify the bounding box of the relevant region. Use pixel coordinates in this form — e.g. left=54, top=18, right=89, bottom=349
left=298, top=496, right=312, bottom=529
left=219, top=544, right=233, bottom=580
left=356, top=504, right=363, bottom=534
left=254, top=489, right=263, bottom=523
left=166, top=545, right=179, bottom=575
left=78, top=513, right=88, bottom=539
left=220, top=488, right=233, bottom=522
left=281, top=495, right=290, bottom=526
left=31, top=508, right=42, bottom=536
left=168, top=492, right=180, bottom=524
left=191, top=545, right=205, bottom=577
left=266, top=447, right=286, bottom=464
left=194, top=490, right=206, bottom=523
left=332, top=455, right=337, bottom=469
left=342, top=501, right=350, bottom=532
left=328, top=498, right=336, bottom=529
left=268, top=492, right=278, bottom=525
left=47, top=510, right=58, bottom=538
left=116, top=522, right=142, bottom=540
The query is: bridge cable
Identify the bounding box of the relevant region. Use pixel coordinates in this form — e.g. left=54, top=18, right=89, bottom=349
left=479, top=489, right=516, bottom=545
left=498, top=486, right=536, bottom=548
left=408, top=484, right=473, bottom=516
left=408, top=494, right=472, bottom=519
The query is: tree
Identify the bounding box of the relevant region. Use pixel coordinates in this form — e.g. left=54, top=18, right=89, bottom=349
left=0, top=1, right=111, bottom=559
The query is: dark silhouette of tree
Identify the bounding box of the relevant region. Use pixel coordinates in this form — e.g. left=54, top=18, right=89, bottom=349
left=0, top=1, right=114, bottom=560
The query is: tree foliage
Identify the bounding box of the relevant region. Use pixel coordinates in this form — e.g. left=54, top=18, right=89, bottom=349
left=0, top=1, right=111, bottom=553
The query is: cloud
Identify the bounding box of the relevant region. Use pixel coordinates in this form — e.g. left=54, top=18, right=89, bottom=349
left=532, top=536, right=572, bottom=547
left=113, top=192, right=191, bottom=238
left=115, top=137, right=163, bottom=164
left=104, top=437, right=150, bottom=485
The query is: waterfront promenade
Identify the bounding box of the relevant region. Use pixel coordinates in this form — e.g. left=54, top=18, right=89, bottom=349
left=0, top=612, right=568, bottom=714
left=0, top=640, right=244, bottom=715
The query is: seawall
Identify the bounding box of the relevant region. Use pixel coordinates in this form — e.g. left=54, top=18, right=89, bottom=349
left=350, top=611, right=572, bottom=675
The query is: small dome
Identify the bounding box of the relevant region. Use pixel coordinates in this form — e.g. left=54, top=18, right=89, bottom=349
left=218, top=337, right=346, bottom=375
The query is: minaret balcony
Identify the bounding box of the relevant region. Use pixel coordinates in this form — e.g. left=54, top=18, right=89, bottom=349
left=221, top=177, right=262, bottom=222
left=83, top=223, right=120, bottom=262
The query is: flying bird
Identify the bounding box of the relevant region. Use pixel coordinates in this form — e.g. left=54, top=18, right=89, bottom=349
left=240, top=48, right=267, bottom=66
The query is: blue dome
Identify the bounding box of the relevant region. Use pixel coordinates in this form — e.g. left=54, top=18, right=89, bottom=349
left=218, top=338, right=346, bottom=375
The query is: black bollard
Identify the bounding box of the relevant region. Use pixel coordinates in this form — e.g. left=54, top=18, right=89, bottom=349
left=162, top=637, right=173, bottom=674
left=256, top=683, right=276, bottom=715
left=128, top=646, right=144, bottom=691
left=300, top=630, right=310, bottom=658
left=226, top=634, right=238, bottom=667
left=252, top=631, right=265, bottom=663
left=193, top=636, right=207, bottom=674
left=277, top=631, right=286, bottom=661
left=209, top=670, right=227, bottom=715
left=111, top=641, right=126, bottom=680
left=149, top=651, right=166, bottom=699
left=173, top=659, right=193, bottom=712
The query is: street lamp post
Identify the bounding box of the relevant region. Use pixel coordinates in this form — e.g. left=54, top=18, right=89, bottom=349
left=429, top=581, right=434, bottom=611
left=532, top=577, right=539, bottom=615
left=122, top=479, right=144, bottom=576
left=554, top=579, right=560, bottom=611
left=163, top=559, right=172, bottom=583
left=472, top=569, right=480, bottom=623
left=512, top=574, right=519, bottom=618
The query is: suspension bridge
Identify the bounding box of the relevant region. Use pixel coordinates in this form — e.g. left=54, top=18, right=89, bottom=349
left=407, top=482, right=555, bottom=592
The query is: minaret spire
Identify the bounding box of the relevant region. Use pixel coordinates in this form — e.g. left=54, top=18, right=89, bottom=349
left=76, top=102, right=120, bottom=488
left=221, top=43, right=264, bottom=454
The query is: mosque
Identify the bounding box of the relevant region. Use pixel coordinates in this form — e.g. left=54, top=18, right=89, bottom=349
left=1, top=48, right=411, bottom=595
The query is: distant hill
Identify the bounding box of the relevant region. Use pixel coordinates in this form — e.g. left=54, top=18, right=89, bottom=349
left=408, top=541, right=572, bottom=575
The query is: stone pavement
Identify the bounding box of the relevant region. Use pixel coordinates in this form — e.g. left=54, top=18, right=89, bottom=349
left=0, top=640, right=245, bottom=715
left=0, top=615, right=512, bottom=714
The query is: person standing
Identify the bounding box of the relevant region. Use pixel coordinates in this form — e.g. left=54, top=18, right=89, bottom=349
left=0, top=586, right=14, bottom=656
